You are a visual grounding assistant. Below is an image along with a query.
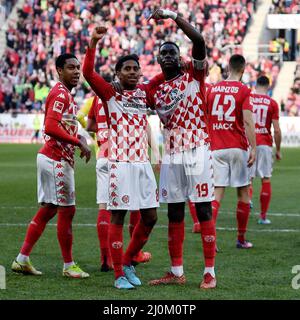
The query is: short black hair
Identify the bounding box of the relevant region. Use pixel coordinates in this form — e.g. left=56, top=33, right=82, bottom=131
left=256, top=75, right=270, bottom=87
left=55, top=53, right=78, bottom=70
left=229, top=54, right=246, bottom=73
left=115, top=54, right=140, bottom=72
left=159, top=41, right=180, bottom=53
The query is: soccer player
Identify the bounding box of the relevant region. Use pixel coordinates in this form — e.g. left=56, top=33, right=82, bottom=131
left=12, top=54, right=91, bottom=278
left=206, top=54, right=256, bottom=249
left=146, top=9, right=217, bottom=289
left=87, top=96, right=157, bottom=271
left=249, top=75, right=282, bottom=224
left=83, top=27, right=163, bottom=289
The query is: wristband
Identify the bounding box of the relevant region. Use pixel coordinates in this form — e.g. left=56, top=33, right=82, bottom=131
left=161, top=9, right=177, bottom=20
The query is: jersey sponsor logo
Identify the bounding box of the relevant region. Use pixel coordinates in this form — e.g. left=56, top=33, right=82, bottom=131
left=112, top=241, right=123, bottom=249
left=57, top=93, right=66, bottom=99
left=53, top=100, right=65, bottom=113
left=122, top=195, right=129, bottom=204
left=204, top=235, right=215, bottom=243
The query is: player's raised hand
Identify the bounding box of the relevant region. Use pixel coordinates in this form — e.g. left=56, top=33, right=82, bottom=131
left=78, top=135, right=91, bottom=163
left=247, top=148, right=256, bottom=167
left=147, top=9, right=177, bottom=22
left=90, top=26, right=107, bottom=48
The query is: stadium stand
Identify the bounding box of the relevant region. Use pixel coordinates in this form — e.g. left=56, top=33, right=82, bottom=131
left=269, top=0, right=300, bottom=14
left=0, top=0, right=285, bottom=114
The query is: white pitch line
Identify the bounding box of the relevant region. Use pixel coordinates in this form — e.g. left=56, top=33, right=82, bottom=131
left=0, top=223, right=299, bottom=233
left=1, top=206, right=300, bottom=217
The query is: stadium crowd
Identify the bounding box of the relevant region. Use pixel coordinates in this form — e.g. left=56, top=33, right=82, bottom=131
left=269, top=0, right=300, bottom=14
left=282, top=61, right=300, bottom=116
left=0, top=0, right=283, bottom=115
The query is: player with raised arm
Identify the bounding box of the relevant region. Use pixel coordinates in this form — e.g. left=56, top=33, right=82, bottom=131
left=83, top=26, right=164, bottom=289
left=206, top=54, right=256, bottom=249
left=87, top=96, right=159, bottom=271
left=146, top=9, right=217, bottom=289
left=12, top=54, right=91, bottom=278
left=249, top=75, right=282, bottom=224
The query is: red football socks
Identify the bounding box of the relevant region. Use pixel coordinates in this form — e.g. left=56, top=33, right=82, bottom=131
left=123, top=221, right=153, bottom=266
left=236, top=201, right=250, bottom=242
left=20, top=206, right=57, bottom=256
left=168, top=221, right=185, bottom=267
left=212, top=200, right=220, bottom=225
left=188, top=201, right=198, bottom=224
left=57, top=206, right=75, bottom=263
left=97, top=209, right=111, bottom=265
left=260, top=181, right=272, bottom=220
left=128, top=210, right=140, bottom=238
left=109, top=223, right=124, bottom=279
left=200, top=219, right=216, bottom=267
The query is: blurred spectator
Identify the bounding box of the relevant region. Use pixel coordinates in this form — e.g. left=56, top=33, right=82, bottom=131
left=269, top=0, right=300, bottom=14
left=283, top=61, right=300, bottom=116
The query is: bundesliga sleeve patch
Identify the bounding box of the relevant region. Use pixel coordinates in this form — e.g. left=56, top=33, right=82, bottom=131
left=52, top=100, right=65, bottom=113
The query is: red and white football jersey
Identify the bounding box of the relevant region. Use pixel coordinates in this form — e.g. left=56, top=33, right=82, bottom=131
left=207, top=80, right=252, bottom=151
left=148, top=60, right=209, bottom=154
left=83, top=47, right=164, bottom=162
left=39, top=82, right=78, bottom=166
left=88, top=96, right=109, bottom=158
left=250, top=93, right=279, bottom=146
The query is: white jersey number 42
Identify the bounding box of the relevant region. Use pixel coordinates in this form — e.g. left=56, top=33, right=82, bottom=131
left=212, top=94, right=236, bottom=122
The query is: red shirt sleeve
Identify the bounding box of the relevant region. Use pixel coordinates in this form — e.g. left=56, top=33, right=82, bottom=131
left=242, top=87, right=252, bottom=111
left=88, top=97, right=97, bottom=120
left=82, top=47, right=115, bottom=103
left=44, top=90, right=80, bottom=145
left=272, top=99, right=280, bottom=120
left=142, top=73, right=165, bottom=109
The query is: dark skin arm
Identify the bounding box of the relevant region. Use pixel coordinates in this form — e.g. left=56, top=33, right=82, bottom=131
left=149, top=9, right=206, bottom=60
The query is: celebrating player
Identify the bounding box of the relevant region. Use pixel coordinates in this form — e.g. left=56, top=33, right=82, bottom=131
left=12, top=54, right=91, bottom=278
left=206, top=54, right=256, bottom=249
left=87, top=96, right=159, bottom=271
left=146, top=9, right=217, bottom=289
left=249, top=75, right=282, bottom=224
left=83, top=26, right=164, bottom=289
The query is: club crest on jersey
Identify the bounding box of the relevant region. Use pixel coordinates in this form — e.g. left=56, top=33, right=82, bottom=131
left=122, top=195, right=129, bottom=204
left=53, top=100, right=64, bottom=113
left=162, top=188, right=168, bottom=197
left=169, top=88, right=179, bottom=100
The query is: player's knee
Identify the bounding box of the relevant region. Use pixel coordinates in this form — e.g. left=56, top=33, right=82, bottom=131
left=140, top=209, right=157, bottom=227
left=195, top=202, right=212, bottom=222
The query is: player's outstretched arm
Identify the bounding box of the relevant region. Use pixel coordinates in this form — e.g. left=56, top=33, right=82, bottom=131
left=243, top=109, right=256, bottom=167
left=148, top=9, right=206, bottom=60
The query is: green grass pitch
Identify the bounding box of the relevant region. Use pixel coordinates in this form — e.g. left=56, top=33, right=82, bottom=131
left=0, top=144, right=299, bottom=300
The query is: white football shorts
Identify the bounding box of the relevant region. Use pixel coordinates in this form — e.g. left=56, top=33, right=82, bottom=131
left=37, top=153, right=75, bottom=206
left=250, top=145, right=273, bottom=178
left=96, top=158, right=109, bottom=204
left=107, top=161, right=159, bottom=211
left=159, top=144, right=215, bottom=203
left=212, top=148, right=250, bottom=187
